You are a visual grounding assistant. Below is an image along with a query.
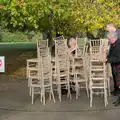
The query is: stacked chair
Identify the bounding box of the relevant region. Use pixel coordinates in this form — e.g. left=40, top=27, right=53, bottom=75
left=53, top=35, right=65, bottom=41
left=26, top=36, right=111, bottom=107
left=76, top=37, right=88, bottom=57
left=53, top=39, right=71, bottom=101
left=70, top=38, right=89, bottom=99
left=31, top=46, right=55, bottom=105
left=100, top=38, right=111, bottom=96
left=27, top=58, right=38, bottom=88
left=27, top=40, right=56, bottom=104
left=89, top=39, right=108, bottom=107
left=27, top=40, right=48, bottom=90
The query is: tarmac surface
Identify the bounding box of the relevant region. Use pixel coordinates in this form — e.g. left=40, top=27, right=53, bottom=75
left=0, top=80, right=119, bottom=120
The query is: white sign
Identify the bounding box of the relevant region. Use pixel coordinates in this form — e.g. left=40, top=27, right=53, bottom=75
left=0, top=56, right=5, bottom=72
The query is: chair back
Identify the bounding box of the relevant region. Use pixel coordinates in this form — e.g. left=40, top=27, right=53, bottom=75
left=37, top=39, right=48, bottom=48
left=55, top=40, right=69, bottom=77
left=53, top=35, right=65, bottom=41
left=38, top=47, right=52, bottom=85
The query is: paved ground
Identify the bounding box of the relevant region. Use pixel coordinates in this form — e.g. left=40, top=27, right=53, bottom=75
left=0, top=80, right=120, bottom=120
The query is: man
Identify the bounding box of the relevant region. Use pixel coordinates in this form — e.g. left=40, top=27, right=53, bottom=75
left=106, top=23, right=120, bottom=39
left=106, top=23, right=120, bottom=96
left=107, top=32, right=120, bottom=106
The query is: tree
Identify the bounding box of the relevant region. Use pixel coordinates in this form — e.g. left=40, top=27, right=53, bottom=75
left=2, top=0, right=120, bottom=37
left=73, top=0, right=120, bottom=32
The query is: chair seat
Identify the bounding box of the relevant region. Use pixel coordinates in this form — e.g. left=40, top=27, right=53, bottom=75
left=70, top=64, right=83, bottom=67
left=74, top=57, right=83, bottom=59
left=90, top=82, right=106, bottom=88
left=31, top=84, right=52, bottom=89
left=28, top=67, right=38, bottom=70
left=27, top=58, right=38, bottom=62
left=53, top=81, right=69, bottom=85
left=76, top=79, right=87, bottom=82
left=91, top=69, right=104, bottom=71
left=91, top=77, right=105, bottom=80
left=91, top=86, right=105, bottom=89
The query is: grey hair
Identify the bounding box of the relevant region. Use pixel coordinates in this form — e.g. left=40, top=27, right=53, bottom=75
left=107, top=32, right=118, bottom=39
left=106, top=23, right=115, bottom=27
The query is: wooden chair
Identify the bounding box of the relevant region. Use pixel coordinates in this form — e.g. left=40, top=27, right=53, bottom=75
left=37, top=39, right=48, bottom=48
left=90, top=39, right=111, bottom=96
left=53, top=35, right=65, bottom=41
left=70, top=39, right=89, bottom=99
left=53, top=40, right=71, bottom=101
left=89, top=39, right=108, bottom=107
left=101, top=39, right=111, bottom=96
left=27, top=58, right=38, bottom=87
left=106, top=63, right=111, bottom=96
left=31, top=47, right=55, bottom=105
left=27, top=40, right=48, bottom=87
left=89, top=59, right=108, bottom=107
left=100, top=38, right=108, bottom=46
left=76, top=37, right=87, bottom=56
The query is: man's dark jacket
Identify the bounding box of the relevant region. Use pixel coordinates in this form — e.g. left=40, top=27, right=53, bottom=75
left=107, top=39, right=120, bottom=63
left=116, top=29, right=120, bottom=39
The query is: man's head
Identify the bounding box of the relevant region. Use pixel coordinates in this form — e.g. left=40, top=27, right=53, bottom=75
left=107, top=32, right=117, bottom=44
left=106, top=23, right=116, bottom=32
left=68, top=37, right=76, bottom=48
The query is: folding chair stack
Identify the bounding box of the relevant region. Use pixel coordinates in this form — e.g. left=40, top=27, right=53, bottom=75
left=70, top=38, right=89, bottom=99
left=27, top=40, right=48, bottom=92
left=53, top=40, right=71, bottom=101
left=89, top=39, right=108, bottom=107
left=26, top=36, right=111, bottom=107
left=30, top=46, right=55, bottom=105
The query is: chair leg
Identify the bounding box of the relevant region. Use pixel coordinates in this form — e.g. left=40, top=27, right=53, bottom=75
left=27, top=69, right=29, bottom=87
left=29, top=78, right=32, bottom=96
left=51, top=87, right=55, bottom=103
left=31, top=87, right=34, bottom=104
left=78, top=86, right=80, bottom=97
left=40, top=91, right=43, bottom=102
left=90, top=89, right=93, bottom=107
left=107, top=80, right=111, bottom=96
left=67, top=83, right=71, bottom=100
left=104, top=89, right=108, bottom=106
left=58, top=84, right=61, bottom=102
left=106, top=90, right=108, bottom=105
left=86, top=82, right=89, bottom=98
left=42, top=88, right=46, bottom=105
left=30, top=86, right=32, bottom=96
left=49, top=90, right=52, bottom=100
left=76, top=83, right=79, bottom=99
left=104, top=91, right=107, bottom=107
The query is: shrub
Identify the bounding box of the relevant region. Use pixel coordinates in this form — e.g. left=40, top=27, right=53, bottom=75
left=1, top=30, right=26, bottom=42
left=1, top=30, right=42, bottom=42
left=0, top=31, right=2, bottom=41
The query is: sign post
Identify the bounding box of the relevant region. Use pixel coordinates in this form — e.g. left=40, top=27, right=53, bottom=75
left=0, top=56, right=5, bottom=72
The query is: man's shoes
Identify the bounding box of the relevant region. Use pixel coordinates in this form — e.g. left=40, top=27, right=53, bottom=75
left=111, top=89, right=117, bottom=96
left=111, top=89, right=120, bottom=96
left=113, top=96, right=120, bottom=104
left=114, top=98, right=120, bottom=107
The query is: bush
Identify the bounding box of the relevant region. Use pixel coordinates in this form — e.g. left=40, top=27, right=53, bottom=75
left=0, top=26, right=3, bottom=41
left=0, top=32, right=2, bottom=41
left=1, top=30, right=42, bottom=42
left=26, top=31, right=42, bottom=42
left=2, top=31, right=26, bottom=42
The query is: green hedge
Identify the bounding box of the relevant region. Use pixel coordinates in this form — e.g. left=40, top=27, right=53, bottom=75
left=0, top=30, right=42, bottom=42
left=0, top=42, right=36, bottom=50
